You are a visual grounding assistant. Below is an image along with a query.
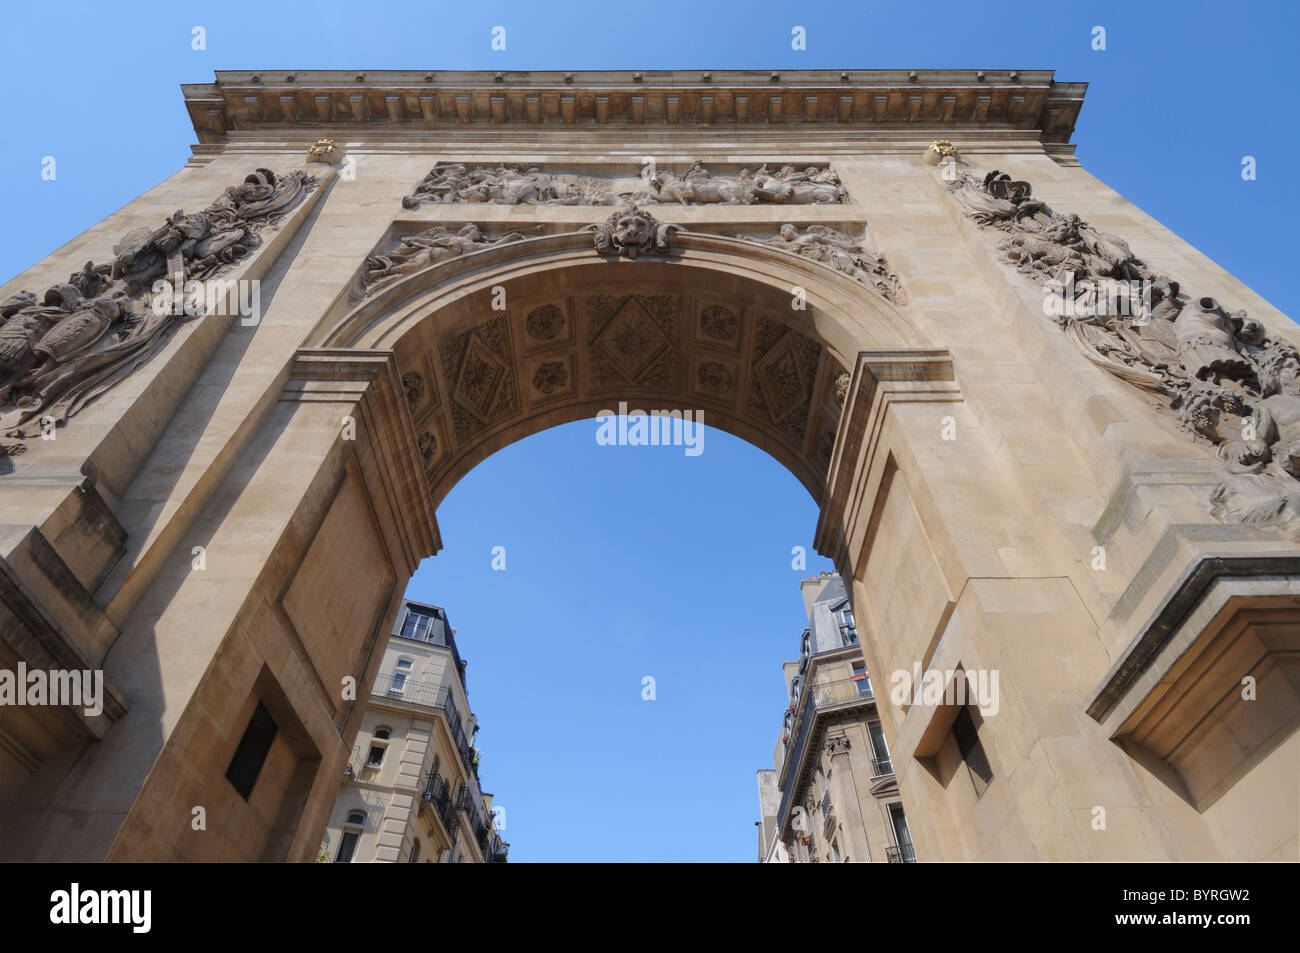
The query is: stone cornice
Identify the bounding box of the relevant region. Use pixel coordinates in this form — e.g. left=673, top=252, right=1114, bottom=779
left=182, top=69, right=1086, bottom=145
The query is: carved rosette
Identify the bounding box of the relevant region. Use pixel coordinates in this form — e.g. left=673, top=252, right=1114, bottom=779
left=699, top=305, right=739, bottom=343
left=532, top=361, right=569, bottom=395
left=697, top=361, right=733, bottom=395
left=525, top=304, right=565, bottom=342
left=401, top=371, right=425, bottom=411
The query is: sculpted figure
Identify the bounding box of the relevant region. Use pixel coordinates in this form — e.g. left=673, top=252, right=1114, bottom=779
left=754, top=224, right=900, bottom=300
left=649, top=161, right=754, bottom=205
left=749, top=165, right=847, bottom=204
left=590, top=206, right=676, bottom=259
left=401, top=163, right=609, bottom=207
left=941, top=160, right=1300, bottom=531
left=358, top=225, right=524, bottom=297
left=2, top=168, right=316, bottom=443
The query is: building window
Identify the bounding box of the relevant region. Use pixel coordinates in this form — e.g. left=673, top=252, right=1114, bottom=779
left=867, top=721, right=892, bottom=776
left=951, top=706, right=994, bottom=798
left=887, top=804, right=915, bottom=862
left=400, top=607, right=435, bottom=643
left=835, top=604, right=857, bottom=645
left=366, top=727, right=391, bottom=767
left=389, top=658, right=413, bottom=695
left=830, top=838, right=842, bottom=862
left=852, top=661, right=872, bottom=696
left=409, top=841, right=421, bottom=863
left=335, top=811, right=365, bottom=863
left=225, top=702, right=278, bottom=801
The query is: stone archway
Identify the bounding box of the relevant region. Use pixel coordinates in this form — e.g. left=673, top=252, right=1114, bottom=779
left=4, top=69, right=1296, bottom=865
left=316, top=227, right=927, bottom=507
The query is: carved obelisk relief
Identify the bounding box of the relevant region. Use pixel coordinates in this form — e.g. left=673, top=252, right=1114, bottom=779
left=0, top=168, right=317, bottom=447
left=941, top=162, right=1300, bottom=531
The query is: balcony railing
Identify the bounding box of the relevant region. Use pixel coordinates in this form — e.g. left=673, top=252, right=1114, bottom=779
left=373, top=672, right=443, bottom=708
left=372, top=673, right=479, bottom=780
left=886, top=844, right=917, bottom=863
left=420, top=772, right=458, bottom=838
left=871, top=756, right=894, bottom=777
left=776, top=676, right=877, bottom=833
left=457, top=783, right=490, bottom=854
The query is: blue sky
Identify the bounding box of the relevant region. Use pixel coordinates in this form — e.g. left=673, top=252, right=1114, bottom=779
left=2, top=1, right=1296, bottom=862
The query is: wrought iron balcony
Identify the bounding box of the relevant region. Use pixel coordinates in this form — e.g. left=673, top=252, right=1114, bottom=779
left=871, top=756, right=894, bottom=777
left=372, top=672, right=442, bottom=708
left=372, top=673, right=478, bottom=779
left=886, top=844, right=917, bottom=863
left=420, top=772, right=458, bottom=838
left=457, top=782, right=488, bottom=852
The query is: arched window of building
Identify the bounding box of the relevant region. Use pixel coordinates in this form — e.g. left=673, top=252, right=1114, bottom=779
left=335, top=811, right=366, bottom=863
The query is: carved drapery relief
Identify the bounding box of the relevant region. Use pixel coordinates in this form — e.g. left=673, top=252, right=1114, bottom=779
left=1, top=168, right=316, bottom=447
left=355, top=224, right=524, bottom=300
left=739, top=224, right=902, bottom=301
left=943, top=165, right=1300, bottom=531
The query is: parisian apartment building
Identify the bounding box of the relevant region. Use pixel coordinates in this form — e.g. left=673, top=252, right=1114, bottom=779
left=757, top=572, right=915, bottom=863
left=320, top=599, right=508, bottom=863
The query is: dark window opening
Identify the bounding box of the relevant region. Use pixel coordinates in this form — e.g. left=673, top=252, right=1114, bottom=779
left=225, top=702, right=278, bottom=801
left=366, top=745, right=386, bottom=766
left=335, top=830, right=359, bottom=863
left=952, top=706, right=994, bottom=798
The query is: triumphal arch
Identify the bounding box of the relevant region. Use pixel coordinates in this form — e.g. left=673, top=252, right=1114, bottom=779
left=1, top=70, right=1296, bottom=862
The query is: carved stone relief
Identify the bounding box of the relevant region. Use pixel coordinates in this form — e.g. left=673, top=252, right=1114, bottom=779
left=586, top=294, right=679, bottom=391
left=644, top=161, right=847, bottom=206
left=532, top=360, right=568, bottom=395
left=1, top=168, right=317, bottom=447
left=590, top=206, right=676, bottom=259
left=739, top=225, right=902, bottom=301
left=400, top=160, right=847, bottom=209
left=697, top=361, right=733, bottom=395
left=747, top=316, right=822, bottom=448
left=402, top=162, right=618, bottom=207
left=943, top=165, right=1300, bottom=532
left=401, top=371, right=425, bottom=411
left=355, top=224, right=524, bottom=300
left=437, top=315, right=519, bottom=443
left=699, top=305, right=739, bottom=345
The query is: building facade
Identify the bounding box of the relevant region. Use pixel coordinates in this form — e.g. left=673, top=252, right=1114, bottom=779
left=0, top=69, right=1296, bottom=862
left=759, top=572, right=914, bottom=862
left=321, top=599, right=506, bottom=863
